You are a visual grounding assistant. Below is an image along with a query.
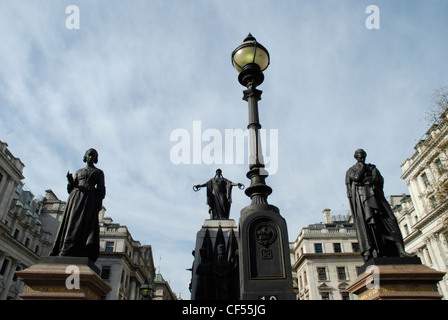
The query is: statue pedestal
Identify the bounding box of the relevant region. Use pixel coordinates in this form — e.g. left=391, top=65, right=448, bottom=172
left=190, top=219, right=239, bottom=300
left=347, top=257, right=445, bottom=300
left=16, top=256, right=111, bottom=300
left=238, top=204, right=295, bottom=300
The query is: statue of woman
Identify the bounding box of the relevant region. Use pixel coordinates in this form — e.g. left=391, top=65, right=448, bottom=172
left=50, top=148, right=106, bottom=262
left=193, top=169, right=244, bottom=220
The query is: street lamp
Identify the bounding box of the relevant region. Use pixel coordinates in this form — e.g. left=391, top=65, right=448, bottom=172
left=139, top=280, right=153, bottom=300
left=231, top=34, right=294, bottom=300
left=231, top=33, right=272, bottom=205
left=232, top=33, right=270, bottom=87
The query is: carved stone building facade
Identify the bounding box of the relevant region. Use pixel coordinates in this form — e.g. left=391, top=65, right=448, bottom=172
left=0, top=141, right=54, bottom=299
left=290, top=209, right=363, bottom=300
left=398, top=114, right=448, bottom=299
left=97, top=214, right=158, bottom=300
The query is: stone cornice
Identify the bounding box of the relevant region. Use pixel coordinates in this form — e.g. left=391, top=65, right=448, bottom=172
left=401, top=118, right=448, bottom=180
left=0, top=150, right=24, bottom=180
left=404, top=201, right=448, bottom=244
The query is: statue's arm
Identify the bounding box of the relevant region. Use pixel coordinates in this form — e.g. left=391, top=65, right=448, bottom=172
left=193, top=183, right=207, bottom=191
left=96, top=170, right=106, bottom=200
left=66, top=171, right=77, bottom=194
left=345, top=170, right=354, bottom=198
left=231, top=181, right=245, bottom=189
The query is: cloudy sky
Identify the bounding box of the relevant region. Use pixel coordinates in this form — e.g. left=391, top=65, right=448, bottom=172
left=1, top=0, right=447, bottom=299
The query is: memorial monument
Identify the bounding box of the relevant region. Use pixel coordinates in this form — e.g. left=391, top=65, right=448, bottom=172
left=346, top=149, right=445, bottom=300
left=345, top=149, right=414, bottom=262
left=190, top=169, right=243, bottom=300
left=17, top=148, right=111, bottom=299
left=50, top=148, right=105, bottom=262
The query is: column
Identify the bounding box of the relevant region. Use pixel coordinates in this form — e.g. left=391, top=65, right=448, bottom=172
left=0, top=257, right=17, bottom=300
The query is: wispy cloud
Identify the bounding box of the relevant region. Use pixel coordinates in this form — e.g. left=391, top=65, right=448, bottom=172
left=1, top=0, right=447, bottom=299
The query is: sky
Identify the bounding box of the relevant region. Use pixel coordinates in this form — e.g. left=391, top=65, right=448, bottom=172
left=1, top=0, right=447, bottom=299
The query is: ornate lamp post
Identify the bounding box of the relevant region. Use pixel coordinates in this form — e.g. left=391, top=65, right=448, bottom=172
left=231, top=34, right=271, bottom=205
left=231, top=34, right=294, bottom=300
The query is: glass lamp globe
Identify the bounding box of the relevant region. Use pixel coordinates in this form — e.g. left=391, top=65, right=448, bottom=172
left=232, top=33, right=270, bottom=73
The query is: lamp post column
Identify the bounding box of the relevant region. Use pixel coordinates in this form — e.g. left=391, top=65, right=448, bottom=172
left=243, top=80, right=272, bottom=205
left=232, top=34, right=295, bottom=300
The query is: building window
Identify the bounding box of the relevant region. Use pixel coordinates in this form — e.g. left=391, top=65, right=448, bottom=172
left=0, top=259, right=10, bottom=275
left=430, top=196, right=438, bottom=208
left=333, top=243, right=342, bottom=253
left=317, top=267, right=327, bottom=281
left=403, top=224, right=409, bottom=236
left=341, top=292, right=350, bottom=300
left=314, top=243, right=323, bottom=253
left=34, top=245, right=40, bottom=255
left=422, top=172, right=430, bottom=187
left=320, top=292, right=330, bottom=300
left=105, top=241, right=114, bottom=252
left=436, top=158, right=445, bottom=174
left=352, top=242, right=360, bottom=252
left=101, top=266, right=111, bottom=280
left=337, top=267, right=347, bottom=280
left=13, top=229, right=19, bottom=239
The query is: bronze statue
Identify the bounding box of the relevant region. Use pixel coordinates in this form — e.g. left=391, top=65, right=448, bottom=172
left=50, top=148, right=106, bottom=262
left=193, top=169, right=244, bottom=220
left=346, top=149, right=414, bottom=262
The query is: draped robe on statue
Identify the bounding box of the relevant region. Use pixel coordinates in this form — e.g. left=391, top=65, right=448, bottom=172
left=345, top=162, right=404, bottom=260
left=206, top=177, right=234, bottom=220
left=51, top=166, right=105, bottom=262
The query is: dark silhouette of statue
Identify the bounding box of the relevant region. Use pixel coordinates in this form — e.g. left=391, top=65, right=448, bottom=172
left=195, top=230, right=213, bottom=300
left=194, top=226, right=240, bottom=300
left=50, top=148, right=106, bottom=262
left=346, top=149, right=414, bottom=262
left=213, top=244, right=231, bottom=299
left=193, top=169, right=244, bottom=219
left=227, top=229, right=240, bottom=300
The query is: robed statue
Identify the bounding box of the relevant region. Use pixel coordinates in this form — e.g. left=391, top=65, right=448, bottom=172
left=346, top=149, right=414, bottom=262
left=50, top=148, right=106, bottom=262
left=193, top=169, right=244, bottom=220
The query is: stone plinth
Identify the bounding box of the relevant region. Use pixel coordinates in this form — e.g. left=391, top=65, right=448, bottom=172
left=16, top=256, right=111, bottom=300
left=190, top=219, right=239, bottom=300
left=238, top=203, right=295, bottom=300
left=347, top=257, right=445, bottom=300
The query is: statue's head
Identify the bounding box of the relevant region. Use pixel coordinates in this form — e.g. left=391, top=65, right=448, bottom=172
left=215, top=168, right=223, bottom=177
left=354, top=149, right=367, bottom=162
left=83, top=148, right=98, bottom=164
left=216, top=244, right=225, bottom=258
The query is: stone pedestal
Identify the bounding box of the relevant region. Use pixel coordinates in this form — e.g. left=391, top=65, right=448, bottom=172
left=16, top=256, right=111, bottom=300
left=347, top=257, right=445, bottom=300
left=238, top=203, right=295, bottom=300
left=190, top=219, right=239, bottom=300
